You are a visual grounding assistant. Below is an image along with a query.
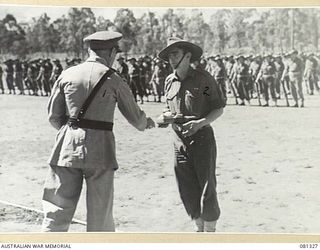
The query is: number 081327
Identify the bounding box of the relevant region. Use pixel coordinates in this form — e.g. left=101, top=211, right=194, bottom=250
left=300, top=244, right=318, bottom=248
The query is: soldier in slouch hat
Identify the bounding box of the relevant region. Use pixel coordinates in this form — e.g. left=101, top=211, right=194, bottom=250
left=157, top=37, right=225, bottom=232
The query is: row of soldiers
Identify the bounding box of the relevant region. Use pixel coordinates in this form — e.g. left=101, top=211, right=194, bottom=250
left=114, top=50, right=320, bottom=107
left=0, top=55, right=170, bottom=104
left=197, top=50, right=319, bottom=107
left=0, top=58, right=81, bottom=96
left=2, top=51, right=319, bottom=108
left=115, top=55, right=171, bottom=104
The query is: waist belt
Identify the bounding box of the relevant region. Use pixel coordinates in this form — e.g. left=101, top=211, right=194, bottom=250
left=68, top=117, right=113, bottom=131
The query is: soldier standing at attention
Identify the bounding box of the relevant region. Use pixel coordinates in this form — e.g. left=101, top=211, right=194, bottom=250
left=282, top=50, right=304, bottom=107
left=14, top=59, right=25, bottom=95
left=41, top=31, right=155, bottom=232
left=150, top=58, right=167, bottom=102
left=4, top=59, right=15, bottom=94
left=127, top=57, right=144, bottom=104
left=50, top=59, right=63, bottom=88
left=116, top=56, right=129, bottom=82
left=304, top=53, right=319, bottom=95
left=255, top=55, right=277, bottom=107
left=212, top=55, right=227, bottom=103
left=249, top=55, right=262, bottom=100
left=157, top=37, right=225, bottom=232
left=27, top=61, right=39, bottom=96
left=225, top=56, right=237, bottom=101
left=233, top=55, right=250, bottom=106
left=274, top=55, right=285, bottom=99
left=36, top=59, right=46, bottom=96
left=137, top=58, right=148, bottom=101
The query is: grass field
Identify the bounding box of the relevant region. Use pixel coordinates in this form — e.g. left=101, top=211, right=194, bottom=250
left=0, top=93, right=319, bottom=233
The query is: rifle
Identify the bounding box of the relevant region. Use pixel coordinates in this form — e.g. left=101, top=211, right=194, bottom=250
left=281, top=79, right=290, bottom=107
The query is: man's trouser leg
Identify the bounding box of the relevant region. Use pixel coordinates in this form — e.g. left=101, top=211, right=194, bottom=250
left=236, top=79, right=245, bottom=102
left=275, top=76, right=281, bottom=97
left=85, top=168, right=115, bottom=232
left=262, top=78, right=269, bottom=103
left=0, top=79, right=3, bottom=93
left=42, top=165, right=83, bottom=232
left=173, top=127, right=220, bottom=228
left=174, top=140, right=202, bottom=220
left=308, top=73, right=314, bottom=94
left=268, top=77, right=277, bottom=103
left=191, top=127, right=220, bottom=223
left=297, top=78, right=304, bottom=103
left=290, top=79, right=298, bottom=104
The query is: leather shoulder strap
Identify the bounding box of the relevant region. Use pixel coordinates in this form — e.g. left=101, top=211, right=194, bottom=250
left=77, top=69, right=114, bottom=119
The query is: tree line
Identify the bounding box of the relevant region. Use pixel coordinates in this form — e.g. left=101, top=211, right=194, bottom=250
left=0, top=7, right=319, bottom=59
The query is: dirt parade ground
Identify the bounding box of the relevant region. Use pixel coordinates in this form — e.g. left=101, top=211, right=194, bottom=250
left=0, top=93, right=319, bottom=233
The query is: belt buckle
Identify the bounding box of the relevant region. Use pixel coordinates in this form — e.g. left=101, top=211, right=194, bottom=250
left=68, top=119, right=79, bottom=129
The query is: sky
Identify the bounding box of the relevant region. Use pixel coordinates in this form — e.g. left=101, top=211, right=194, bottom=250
left=0, top=4, right=273, bottom=23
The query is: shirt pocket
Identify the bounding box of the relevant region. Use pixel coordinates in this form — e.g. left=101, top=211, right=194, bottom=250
left=185, top=87, right=202, bottom=115
left=60, top=127, right=86, bottom=161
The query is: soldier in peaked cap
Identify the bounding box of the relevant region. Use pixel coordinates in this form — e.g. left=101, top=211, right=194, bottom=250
left=41, top=31, right=155, bottom=232
left=157, top=37, right=225, bottom=232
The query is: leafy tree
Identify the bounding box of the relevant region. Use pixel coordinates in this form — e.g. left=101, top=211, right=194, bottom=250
left=96, top=16, right=114, bottom=31
left=1, top=14, right=27, bottom=56
left=114, top=8, right=139, bottom=54
left=209, top=9, right=230, bottom=54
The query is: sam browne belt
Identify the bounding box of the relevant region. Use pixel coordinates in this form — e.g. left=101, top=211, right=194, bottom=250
left=66, top=69, right=115, bottom=131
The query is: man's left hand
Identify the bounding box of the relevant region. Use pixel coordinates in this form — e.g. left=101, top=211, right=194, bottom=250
left=181, top=120, right=203, bottom=137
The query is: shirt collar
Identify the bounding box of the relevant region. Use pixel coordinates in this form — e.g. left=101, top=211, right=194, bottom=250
left=86, top=55, right=109, bottom=66
left=187, top=67, right=195, bottom=78
left=174, top=66, right=195, bottom=81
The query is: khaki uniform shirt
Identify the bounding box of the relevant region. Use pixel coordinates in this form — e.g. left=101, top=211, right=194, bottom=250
left=47, top=55, right=147, bottom=170
left=164, top=67, right=225, bottom=120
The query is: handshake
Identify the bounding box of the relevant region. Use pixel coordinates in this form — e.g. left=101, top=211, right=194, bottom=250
left=155, top=112, right=197, bottom=128
left=146, top=112, right=198, bottom=129
left=156, top=112, right=177, bottom=128
left=145, top=112, right=178, bottom=129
